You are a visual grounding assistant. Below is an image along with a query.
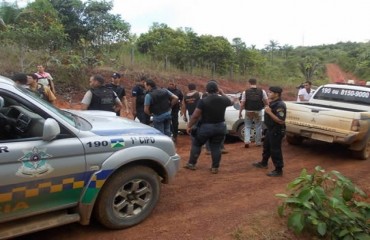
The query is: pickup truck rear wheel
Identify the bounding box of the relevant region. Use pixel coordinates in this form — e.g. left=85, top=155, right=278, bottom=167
left=94, top=166, right=160, bottom=229
left=286, top=135, right=303, bottom=145
left=352, top=141, right=370, bottom=160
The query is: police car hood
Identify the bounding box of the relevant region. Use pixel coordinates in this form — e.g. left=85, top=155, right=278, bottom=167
left=65, top=109, right=161, bottom=136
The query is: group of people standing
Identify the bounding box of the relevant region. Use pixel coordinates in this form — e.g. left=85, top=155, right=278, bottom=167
left=80, top=74, right=185, bottom=142
left=184, top=78, right=287, bottom=177
left=79, top=74, right=289, bottom=177
left=11, top=68, right=289, bottom=178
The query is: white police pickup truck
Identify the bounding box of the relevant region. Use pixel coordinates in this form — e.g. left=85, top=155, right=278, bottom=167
left=285, top=83, right=370, bottom=160
left=0, top=75, right=180, bottom=238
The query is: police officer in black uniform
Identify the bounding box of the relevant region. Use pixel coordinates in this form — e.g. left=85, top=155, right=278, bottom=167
left=252, top=86, right=286, bottom=177
left=81, top=75, right=123, bottom=112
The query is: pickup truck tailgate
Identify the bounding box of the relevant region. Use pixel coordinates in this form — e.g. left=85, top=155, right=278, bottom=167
left=286, top=102, right=370, bottom=143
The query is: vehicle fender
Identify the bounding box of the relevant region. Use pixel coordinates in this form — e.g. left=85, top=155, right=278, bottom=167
left=349, top=127, right=370, bottom=151
left=78, top=145, right=173, bottom=222
left=232, top=118, right=244, bottom=133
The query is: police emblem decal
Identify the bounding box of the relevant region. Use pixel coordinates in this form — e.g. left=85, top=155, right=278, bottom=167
left=16, top=147, right=54, bottom=178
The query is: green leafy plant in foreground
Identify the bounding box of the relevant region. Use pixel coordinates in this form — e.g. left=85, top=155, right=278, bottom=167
left=276, top=166, right=370, bottom=240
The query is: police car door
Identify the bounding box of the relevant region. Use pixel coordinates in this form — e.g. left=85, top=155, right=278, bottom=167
left=0, top=91, right=86, bottom=221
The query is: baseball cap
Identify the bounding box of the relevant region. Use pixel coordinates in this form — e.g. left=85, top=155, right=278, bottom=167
left=112, top=72, right=121, bottom=79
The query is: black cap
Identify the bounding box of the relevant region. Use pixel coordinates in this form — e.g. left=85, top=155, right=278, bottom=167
left=269, top=86, right=283, bottom=93
left=112, top=72, right=121, bottom=79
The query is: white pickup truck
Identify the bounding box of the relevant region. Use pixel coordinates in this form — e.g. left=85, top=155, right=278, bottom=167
left=285, top=83, right=370, bottom=160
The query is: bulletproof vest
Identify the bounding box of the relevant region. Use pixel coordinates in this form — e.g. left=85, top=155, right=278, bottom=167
left=89, top=86, right=115, bottom=112
left=245, top=88, right=264, bottom=111
left=148, top=88, right=171, bottom=115
left=185, top=92, right=200, bottom=115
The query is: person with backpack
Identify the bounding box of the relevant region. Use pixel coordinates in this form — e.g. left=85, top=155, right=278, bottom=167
left=238, top=78, right=269, bottom=148
left=81, top=74, right=122, bottom=112
left=27, top=73, right=56, bottom=104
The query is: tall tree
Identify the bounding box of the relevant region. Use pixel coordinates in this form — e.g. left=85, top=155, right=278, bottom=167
left=198, top=35, right=233, bottom=74
left=0, top=0, right=66, bottom=70
left=50, top=0, right=86, bottom=45
left=299, top=56, right=321, bottom=82
left=265, top=40, right=279, bottom=65
left=83, top=0, right=130, bottom=45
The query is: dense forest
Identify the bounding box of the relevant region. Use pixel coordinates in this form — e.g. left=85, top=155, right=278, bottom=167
left=1, top=0, right=370, bottom=89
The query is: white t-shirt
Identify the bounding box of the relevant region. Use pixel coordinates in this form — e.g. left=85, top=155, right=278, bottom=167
left=297, top=88, right=313, bottom=102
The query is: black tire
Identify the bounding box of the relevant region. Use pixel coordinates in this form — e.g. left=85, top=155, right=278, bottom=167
left=94, top=166, right=161, bottom=229
left=286, top=135, right=303, bottom=145
left=237, top=124, right=245, bottom=141
left=352, top=141, right=370, bottom=160
left=237, top=123, right=256, bottom=142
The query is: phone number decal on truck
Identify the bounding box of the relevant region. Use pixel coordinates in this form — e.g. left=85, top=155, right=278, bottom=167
left=320, top=87, right=370, bottom=98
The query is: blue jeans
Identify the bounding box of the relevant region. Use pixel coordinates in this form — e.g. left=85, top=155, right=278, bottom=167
left=188, top=122, right=227, bottom=168
left=153, top=111, right=172, bottom=137
left=244, top=111, right=262, bottom=145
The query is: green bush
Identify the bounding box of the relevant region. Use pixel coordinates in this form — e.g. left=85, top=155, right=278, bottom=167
left=276, top=166, right=370, bottom=240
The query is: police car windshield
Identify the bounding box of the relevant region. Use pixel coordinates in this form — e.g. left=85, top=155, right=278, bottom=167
left=18, top=86, right=77, bottom=127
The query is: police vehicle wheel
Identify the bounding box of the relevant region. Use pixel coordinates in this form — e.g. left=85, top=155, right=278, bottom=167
left=286, top=135, right=303, bottom=145
left=352, top=140, right=370, bottom=160
left=94, top=166, right=161, bottom=229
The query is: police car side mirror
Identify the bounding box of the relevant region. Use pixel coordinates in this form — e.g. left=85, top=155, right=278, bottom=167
left=43, top=118, right=60, bottom=141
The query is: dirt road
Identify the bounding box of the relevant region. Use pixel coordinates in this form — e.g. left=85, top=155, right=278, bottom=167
left=19, top=134, right=370, bottom=240
left=15, top=64, right=369, bottom=240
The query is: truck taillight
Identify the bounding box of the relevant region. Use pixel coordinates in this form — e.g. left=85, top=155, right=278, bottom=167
left=351, top=120, right=360, bottom=131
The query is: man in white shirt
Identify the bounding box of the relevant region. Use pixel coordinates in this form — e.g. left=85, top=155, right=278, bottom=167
left=297, top=81, right=313, bottom=102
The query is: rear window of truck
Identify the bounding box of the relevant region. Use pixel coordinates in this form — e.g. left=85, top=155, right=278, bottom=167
left=313, top=86, right=370, bottom=106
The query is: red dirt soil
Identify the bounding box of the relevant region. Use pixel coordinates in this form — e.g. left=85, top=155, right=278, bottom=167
left=19, top=65, right=370, bottom=240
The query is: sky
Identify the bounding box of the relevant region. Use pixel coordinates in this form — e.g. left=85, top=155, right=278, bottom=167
left=6, top=0, right=370, bottom=49
left=111, top=0, right=370, bottom=49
